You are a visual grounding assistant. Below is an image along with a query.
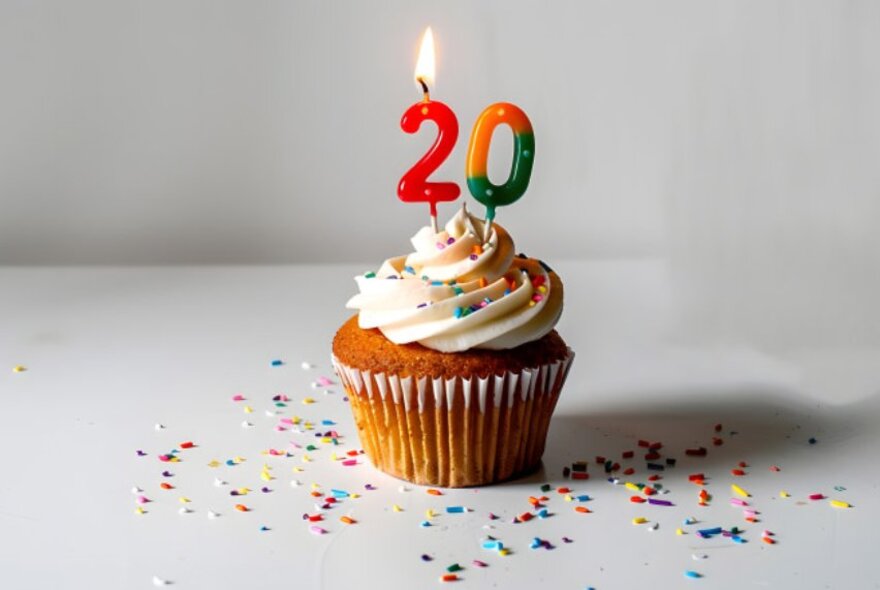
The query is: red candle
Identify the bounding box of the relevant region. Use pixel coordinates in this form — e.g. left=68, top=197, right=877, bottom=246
left=398, top=28, right=461, bottom=232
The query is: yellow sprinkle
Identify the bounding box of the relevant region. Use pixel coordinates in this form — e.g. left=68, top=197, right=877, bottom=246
left=350, top=493, right=360, bottom=499
left=303, top=397, right=315, bottom=404
left=135, top=507, right=146, bottom=515
left=538, top=285, right=547, bottom=294
left=311, top=483, right=320, bottom=490
left=321, top=437, right=332, bottom=443
left=425, top=509, right=436, bottom=518
left=731, top=484, right=751, bottom=498
left=330, top=453, right=338, bottom=461
left=302, top=454, right=312, bottom=462
left=292, top=466, right=304, bottom=473
left=829, top=499, right=852, bottom=509
left=12, top=365, right=27, bottom=373
left=392, top=504, right=403, bottom=512
left=291, top=416, right=302, bottom=424
left=498, top=548, right=511, bottom=556
left=207, top=460, right=220, bottom=468
left=243, top=405, right=253, bottom=413
left=262, top=463, right=272, bottom=470
left=564, top=494, right=573, bottom=502
left=237, top=488, right=250, bottom=495
left=528, top=301, right=536, bottom=307
left=234, top=456, right=246, bottom=463
left=625, top=482, right=641, bottom=492
left=260, top=471, right=272, bottom=481
left=632, top=517, right=648, bottom=525
left=676, top=527, right=685, bottom=535
left=179, top=497, right=191, bottom=503
left=780, top=490, right=790, bottom=498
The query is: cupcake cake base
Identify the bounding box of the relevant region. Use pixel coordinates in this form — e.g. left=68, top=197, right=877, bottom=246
left=333, top=316, right=573, bottom=487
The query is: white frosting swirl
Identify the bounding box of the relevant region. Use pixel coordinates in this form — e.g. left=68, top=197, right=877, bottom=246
left=346, top=205, right=563, bottom=353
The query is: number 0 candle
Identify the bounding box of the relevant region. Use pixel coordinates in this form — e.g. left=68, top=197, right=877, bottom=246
left=466, top=103, right=534, bottom=240
left=398, top=28, right=461, bottom=233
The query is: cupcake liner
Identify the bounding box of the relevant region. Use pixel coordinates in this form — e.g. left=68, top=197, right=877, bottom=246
left=332, top=349, right=574, bottom=487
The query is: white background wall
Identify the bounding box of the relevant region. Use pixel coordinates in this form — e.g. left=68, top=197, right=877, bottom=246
left=2, top=1, right=880, bottom=345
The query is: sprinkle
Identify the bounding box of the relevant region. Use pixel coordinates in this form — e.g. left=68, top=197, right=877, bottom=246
left=207, top=511, right=220, bottom=519
left=440, top=574, right=458, bottom=582
left=427, top=488, right=443, bottom=496
left=472, top=560, right=488, bottom=568
left=574, top=506, right=591, bottom=514
left=808, top=437, right=818, bottom=444
left=446, top=506, right=465, bottom=514
left=309, top=525, right=327, bottom=535
left=420, top=520, right=432, bottom=527
left=697, top=527, right=722, bottom=536
left=762, top=536, right=775, bottom=545
left=632, top=517, right=648, bottom=525
left=730, top=498, right=748, bottom=506
left=339, top=516, right=356, bottom=524
left=232, top=394, right=246, bottom=401
left=684, top=570, right=702, bottom=579
left=731, top=484, right=750, bottom=498
left=809, top=493, right=825, bottom=501
left=498, top=548, right=510, bottom=556
left=780, top=490, right=790, bottom=498
left=829, top=499, right=851, bottom=508
left=648, top=498, right=674, bottom=507
left=152, top=575, right=171, bottom=586
left=676, top=528, right=685, bottom=535
left=421, top=554, right=433, bottom=562
left=364, top=271, right=376, bottom=278
left=446, top=563, right=463, bottom=573
left=271, top=359, right=284, bottom=366
left=243, top=405, right=253, bottom=413
left=392, top=504, right=403, bottom=512
left=234, top=504, right=249, bottom=512
left=12, top=365, right=26, bottom=373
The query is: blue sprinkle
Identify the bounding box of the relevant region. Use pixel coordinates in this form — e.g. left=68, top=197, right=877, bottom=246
left=454, top=307, right=463, bottom=319
left=260, top=525, right=270, bottom=531
left=430, top=280, right=443, bottom=286
left=684, top=570, right=702, bottom=579
left=697, top=527, right=722, bottom=536
left=321, top=420, right=336, bottom=425
left=270, top=359, right=284, bottom=366
left=446, top=506, right=465, bottom=514
left=482, top=540, right=503, bottom=550
left=404, top=265, right=416, bottom=274
left=537, top=508, right=549, bottom=519
left=225, top=459, right=236, bottom=466
left=530, top=537, right=542, bottom=549
left=577, top=495, right=591, bottom=502
left=420, top=520, right=431, bottom=527
left=330, top=489, right=349, bottom=498
left=731, top=535, right=746, bottom=544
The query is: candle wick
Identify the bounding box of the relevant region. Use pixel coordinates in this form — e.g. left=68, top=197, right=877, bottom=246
left=417, top=77, right=430, bottom=102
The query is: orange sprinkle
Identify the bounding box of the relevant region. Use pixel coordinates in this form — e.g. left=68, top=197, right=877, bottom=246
left=762, top=536, right=775, bottom=544
left=234, top=504, right=249, bottom=512
left=427, top=488, right=443, bottom=496
left=574, top=506, right=591, bottom=513
left=441, top=574, right=459, bottom=582
left=340, top=516, right=356, bottom=524
left=472, top=245, right=483, bottom=256
left=557, top=487, right=571, bottom=494
left=159, top=483, right=173, bottom=490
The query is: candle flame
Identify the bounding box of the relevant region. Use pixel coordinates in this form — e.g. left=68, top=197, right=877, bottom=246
left=414, top=27, right=435, bottom=93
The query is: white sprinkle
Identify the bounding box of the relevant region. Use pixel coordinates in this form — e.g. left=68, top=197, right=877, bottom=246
left=265, top=410, right=276, bottom=417
left=152, top=575, right=170, bottom=586
left=213, top=478, right=227, bottom=487
left=398, top=485, right=410, bottom=493
left=208, top=511, right=220, bottom=519
left=178, top=507, right=191, bottom=515
left=131, top=486, right=143, bottom=494
left=242, top=421, right=254, bottom=428
left=648, top=523, right=659, bottom=531
left=301, top=362, right=314, bottom=370
left=290, top=480, right=302, bottom=487
left=692, top=554, right=708, bottom=560
left=310, top=382, right=319, bottom=389
left=154, top=423, right=165, bottom=431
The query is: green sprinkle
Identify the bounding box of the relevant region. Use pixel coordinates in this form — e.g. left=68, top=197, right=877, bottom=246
left=446, top=563, right=463, bottom=573
left=364, top=271, right=376, bottom=278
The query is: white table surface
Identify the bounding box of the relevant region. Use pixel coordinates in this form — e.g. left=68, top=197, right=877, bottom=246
left=1, top=262, right=878, bottom=590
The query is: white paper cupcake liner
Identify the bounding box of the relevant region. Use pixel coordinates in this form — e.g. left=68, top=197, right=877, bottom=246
left=331, top=349, right=574, bottom=487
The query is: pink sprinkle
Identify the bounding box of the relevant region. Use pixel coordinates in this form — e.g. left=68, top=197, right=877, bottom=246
left=136, top=496, right=150, bottom=504
left=472, top=560, right=488, bottom=568
left=743, top=509, right=757, bottom=518
left=158, top=454, right=173, bottom=462
left=488, top=513, right=498, bottom=520
left=274, top=426, right=287, bottom=432
left=309, top=525, right=327, bottom=535
left=317, top=376, right=334, bottom=386
left=232, top=394, right=246, bottom=401
left=770, top=465, right=781, bottom=472
left=436, top=242, right=445, bottom=250
left=763, top=529, right=774, bottom=537
left=730, top=498, right=748, bottom=506
left=809, top=493, right=825, bottom=500
left=280, top=418, right=294, bottom=425
left=341, top=459, right=357, bottom=466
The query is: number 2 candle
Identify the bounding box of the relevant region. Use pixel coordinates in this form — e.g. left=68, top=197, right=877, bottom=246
left=397, top=27, right=461, bottom=233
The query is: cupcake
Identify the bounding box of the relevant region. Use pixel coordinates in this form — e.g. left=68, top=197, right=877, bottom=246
left=332, top=205, right=573, bottom=487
